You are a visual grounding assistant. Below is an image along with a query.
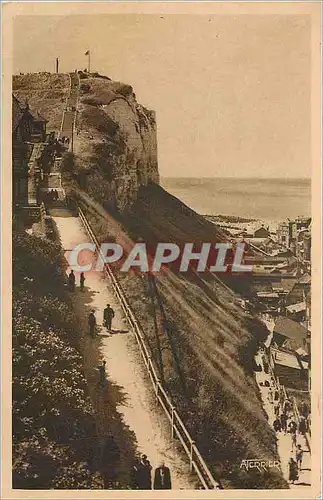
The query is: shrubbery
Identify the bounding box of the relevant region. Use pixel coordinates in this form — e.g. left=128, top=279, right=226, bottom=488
left=12, top=230, right=103, bottom=489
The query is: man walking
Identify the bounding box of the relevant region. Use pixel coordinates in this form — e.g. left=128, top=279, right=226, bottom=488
left=134, top=454, right=152, bottom=489
left=88, top=310, right=97, bottom=337
left=68, top=270, right=75, bottom=292
left=289, top=419, right=297, bottom=450
left=97, top=360, right=107, bottom=385
left=80, top=272, right=85, bottom=291
left=300, top=401, right=309, bottom=419
left=295, top=444, right=304, bottom=471
left=280, top=412, right=288, bottom=434
left=103, top=303, right=115, bottom=331
left=154, top=461, right=172, bottom=490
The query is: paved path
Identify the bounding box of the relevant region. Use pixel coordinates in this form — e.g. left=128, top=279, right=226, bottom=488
left=53, top=213, right=196, bottom=490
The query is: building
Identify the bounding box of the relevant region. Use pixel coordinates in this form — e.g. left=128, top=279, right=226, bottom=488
left=295, top=216, right=311, bottom=230
left=277, top=222, right=289, bottom=248
left=25, top=105, right=48, bottom=143
left=296, top=229, right=311, bottom=262
left=12, top=95, right=48, bottom=210
left=253, top=225, right=270, bottom=238
left=12, top=96, right=33, bottom=206
left=272, top=316, right=308, bottom=351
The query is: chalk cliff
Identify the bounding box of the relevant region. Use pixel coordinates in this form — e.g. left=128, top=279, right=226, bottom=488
left=74, top=74, right=159, bottom=212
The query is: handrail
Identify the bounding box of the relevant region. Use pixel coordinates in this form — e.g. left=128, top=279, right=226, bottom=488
left=76, top=203, right=220, bottom=490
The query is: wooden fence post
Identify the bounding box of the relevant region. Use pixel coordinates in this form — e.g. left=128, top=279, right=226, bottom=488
left=171, top=406, right=175, bottom=439
left=190, top=440, right=195, bottom=472
left=155, top=380, right=160, bottom=401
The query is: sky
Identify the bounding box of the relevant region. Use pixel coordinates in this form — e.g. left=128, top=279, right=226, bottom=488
left=13, top=14, right=311, bottom=179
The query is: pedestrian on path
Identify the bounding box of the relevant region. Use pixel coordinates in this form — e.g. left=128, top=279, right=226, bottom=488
left=299, top=416, right=307, bottom=436
left=274, top=403, right=280, bottom=417
left=280, top=413, right=288, bottom=434
left=88, top=310, right=97, bottom=337
left=273, top=417, right=282, bottom=433
left=300, top=401, right=309, bottom=419
left=288, top=457, right=299, bottom=484
left=288, top=419, right=297, bottom=434
left=80, top=272, right=85, bottom=291
left=283, top=399, right=292, bottom=415
left=103, top=303, right=115, bottom=331
left=134, top=454, right=152, bottom=489
left=295, top=444, right=304, bottom=471
left=290, top=430, right=297, bottom=450
left=68, top=270, right=75, bottom=292
left=97, top=360, right=107, bottom=385
left=268, top=387, right=273, bottom=404
left=153, top=461, right=172, bottom=490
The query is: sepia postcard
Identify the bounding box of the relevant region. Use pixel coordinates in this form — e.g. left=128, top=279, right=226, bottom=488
left=1, top=1, right=322, bottom=499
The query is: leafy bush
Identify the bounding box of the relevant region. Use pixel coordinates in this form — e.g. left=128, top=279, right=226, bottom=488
left=12, top=229, right=103, bottom=489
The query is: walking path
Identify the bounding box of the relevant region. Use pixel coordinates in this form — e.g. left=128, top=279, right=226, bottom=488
left=53, top=212, right=196, bottom=490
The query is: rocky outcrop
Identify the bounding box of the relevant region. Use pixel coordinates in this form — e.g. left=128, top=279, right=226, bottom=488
left=75, top=75, right=159, bottom=212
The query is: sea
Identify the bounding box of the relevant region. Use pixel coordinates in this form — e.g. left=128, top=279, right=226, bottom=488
left=161, top=177, right=311, bottom=223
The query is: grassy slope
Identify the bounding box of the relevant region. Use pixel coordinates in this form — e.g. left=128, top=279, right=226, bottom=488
left=75, top=185, right=287, bottom=489
left=13, top=73, right=70, bottom=132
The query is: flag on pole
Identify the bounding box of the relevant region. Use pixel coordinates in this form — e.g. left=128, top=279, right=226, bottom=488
left=85, top=50, right=91, bottom=72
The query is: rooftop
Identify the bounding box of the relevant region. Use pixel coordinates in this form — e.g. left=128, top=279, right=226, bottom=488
left=274, top=316, right=308, bottom=343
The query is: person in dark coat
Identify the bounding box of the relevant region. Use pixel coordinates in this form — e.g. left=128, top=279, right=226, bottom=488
left=134, top=454, right=152, bottom=489
left=283, top=399, right=292, bottom=415
left=274, top=403, right=280, bottom=417
left=103, top=303, right=115, bottom=331
left=68, top=270, right=75, bottom=291
left=288, top=457, right=298, bottom=484
left=288, top=419, right=297, bottom=434
left=153, top=461, right=172, bottom=490
left=97, top=360, right=107, bottom=385
left=299, top=416, right=307, bottom=435
left=80, top=272, right=85, bottom=291
left=300, top=401, right=309, bottom=418
left=88, top=310, right=96, bottom=337
left=280, top=412, right=288, bottom=434
left=273, top=417, right=282, bottom=433
left=295, top=444, right=304, bottom=470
